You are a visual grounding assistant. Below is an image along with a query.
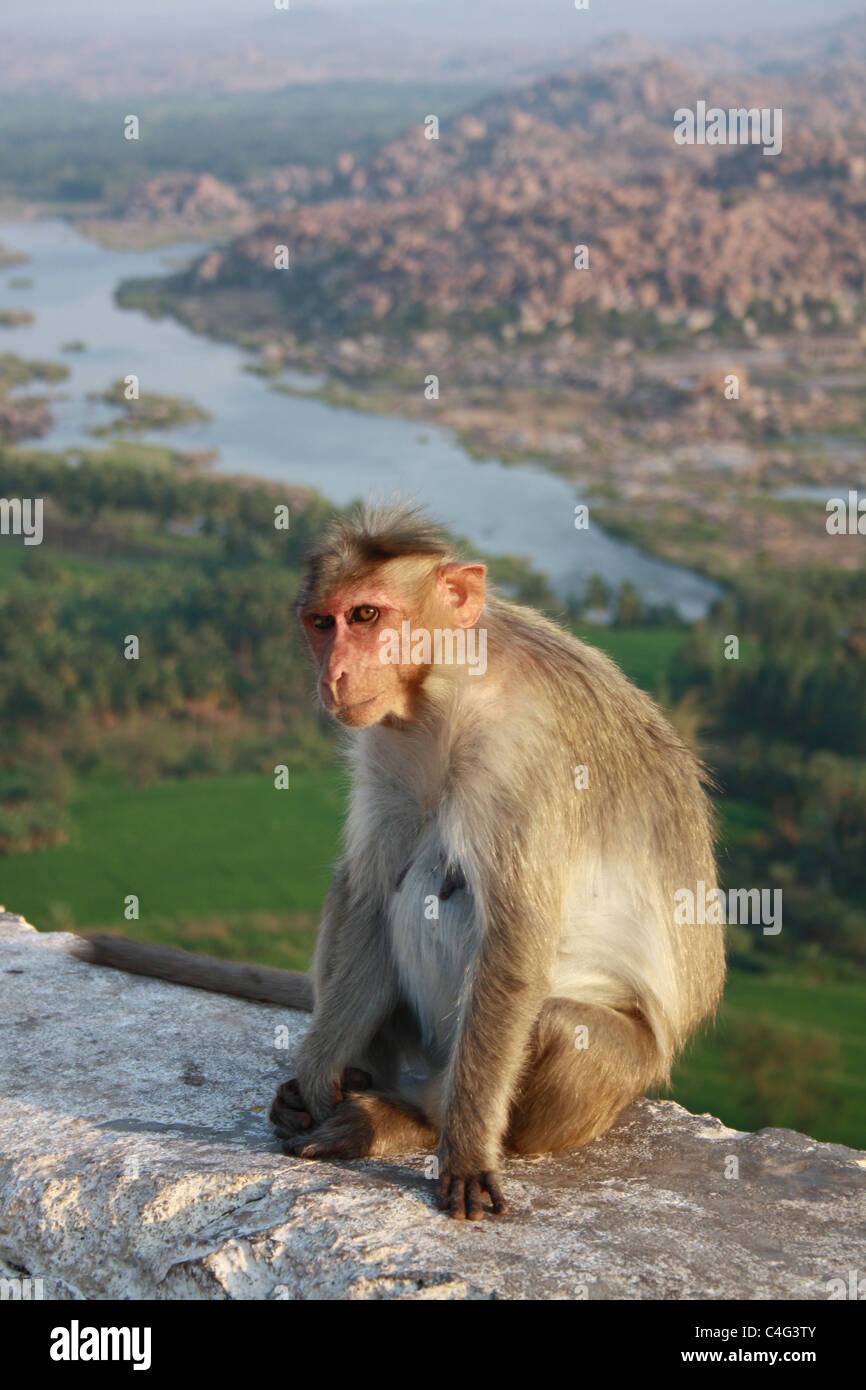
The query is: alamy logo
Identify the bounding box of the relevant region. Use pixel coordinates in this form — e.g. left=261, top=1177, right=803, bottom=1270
left=826, top=491, right=866, bottom=535
left=0, top=497, right=43, bottom=545
left=826, top=1270, right=866, bottom=1300
left=674, top=880, right=782, bottom=935
left=674, top=102, right=783, bottom=157
left=0, top=1275, right=44, bottom=1299
left=50, top=1321, right=152, bottom=1371
left=379, top=622, right=487, bottom=676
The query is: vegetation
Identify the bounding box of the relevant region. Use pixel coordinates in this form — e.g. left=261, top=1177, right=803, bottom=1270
left=1, top=770, right=344, bottom=941
left=0, top=445, right=334, bottom=852
left=88, top=379, right=212, bottom=435
left=0, top=85, right=492, bottom=207
left=673, top=571, right=866, bottom=968
left=0, top=352, right=69, bottom=391
left=668, top=970, right=866, bottom=1149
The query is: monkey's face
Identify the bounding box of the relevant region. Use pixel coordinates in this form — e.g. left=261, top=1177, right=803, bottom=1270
left=301, top=583, right=424, bottom=728
left=299, top=561, right=487, bottom=729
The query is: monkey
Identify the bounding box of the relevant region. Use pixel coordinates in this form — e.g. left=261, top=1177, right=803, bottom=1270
left=76, top=502, right=725, bottom=1221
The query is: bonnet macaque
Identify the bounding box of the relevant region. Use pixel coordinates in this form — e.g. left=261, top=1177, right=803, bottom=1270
left=79, top=504, right=724, bottom=1220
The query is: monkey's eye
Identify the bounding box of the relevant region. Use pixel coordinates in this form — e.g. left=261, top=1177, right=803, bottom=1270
left=311, top=614, right=335, bottom=631
left=351, top=605, right=379, bottom=624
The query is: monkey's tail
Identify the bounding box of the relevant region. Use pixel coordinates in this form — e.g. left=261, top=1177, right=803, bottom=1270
left=71, top=934, right=314, bottom=1011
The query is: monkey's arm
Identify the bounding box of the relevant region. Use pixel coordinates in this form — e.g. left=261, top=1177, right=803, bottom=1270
left=289, top=860, right=401, bottom=1123
left=437, top=827, right=563, bottom=1219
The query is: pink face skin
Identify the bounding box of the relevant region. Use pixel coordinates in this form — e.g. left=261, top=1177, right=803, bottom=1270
left=300, top=563, right=487, bottom=729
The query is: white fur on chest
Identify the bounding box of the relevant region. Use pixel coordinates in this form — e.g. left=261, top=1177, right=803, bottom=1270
left=386, top=823, right=481, bottom=1062
left=345, top=723, right=483, bottom=1062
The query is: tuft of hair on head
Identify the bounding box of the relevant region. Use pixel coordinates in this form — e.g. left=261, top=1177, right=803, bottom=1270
left=297, top=501, right=456, bottom=613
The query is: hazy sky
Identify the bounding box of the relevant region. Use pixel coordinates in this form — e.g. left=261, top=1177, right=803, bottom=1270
left=3, top=0, right=860, bottom=40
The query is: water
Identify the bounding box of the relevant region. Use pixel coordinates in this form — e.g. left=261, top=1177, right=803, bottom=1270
left=0, top=218, right=721, bottom=618
left=775, top=485, right=853, bottom=501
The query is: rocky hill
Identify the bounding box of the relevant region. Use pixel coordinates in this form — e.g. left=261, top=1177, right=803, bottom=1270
left=172, top=54, right=866, bottom=334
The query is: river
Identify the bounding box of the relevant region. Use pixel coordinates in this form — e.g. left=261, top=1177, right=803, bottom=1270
left=0, top=218, right=720, bottom=618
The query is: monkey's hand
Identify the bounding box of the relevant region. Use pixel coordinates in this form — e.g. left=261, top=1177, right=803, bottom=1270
left=436, top=1167, right=507, bottom=1221
left=269, top=1068, right=371, bottom=1145
left=269, top=1078, right=314, bottom=1140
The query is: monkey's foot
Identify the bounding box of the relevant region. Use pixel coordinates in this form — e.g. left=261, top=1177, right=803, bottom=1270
left=436, top=1170, right=507, bottom=1221
left=283, top=1091, right=436, bottom=1161
left=269, top=1068, right=372, bottom=1141
left=282, top=1093, right=376, bottom=1159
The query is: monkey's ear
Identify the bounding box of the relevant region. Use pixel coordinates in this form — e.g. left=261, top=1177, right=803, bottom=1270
left=435, top=563, right=487, bottom=627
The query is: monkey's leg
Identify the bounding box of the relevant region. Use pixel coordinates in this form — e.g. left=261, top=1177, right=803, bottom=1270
left=505, top=998, right=662, bottom=1155
left=282, top=1090, right=437, bottom=1160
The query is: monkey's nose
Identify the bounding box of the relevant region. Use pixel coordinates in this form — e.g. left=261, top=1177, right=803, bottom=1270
left=319, top=680, right=339, bottom=711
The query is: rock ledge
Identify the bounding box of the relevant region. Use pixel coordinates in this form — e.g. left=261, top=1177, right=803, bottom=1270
left=1, top=911, right=864, bottom=1300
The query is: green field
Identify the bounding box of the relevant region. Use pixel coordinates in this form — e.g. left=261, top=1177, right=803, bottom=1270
left=2, top=768, right=346, bottom=967
left=669, top=969, right=866, bottom=1150
left=575, top=625, right=687, bottom=693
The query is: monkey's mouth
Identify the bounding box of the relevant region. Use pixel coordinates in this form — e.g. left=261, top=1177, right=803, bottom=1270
left=333, top=695, right=379, bottom=720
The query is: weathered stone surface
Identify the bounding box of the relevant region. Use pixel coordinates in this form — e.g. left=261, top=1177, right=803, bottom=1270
left=1, top=911, right=864, bottom=1300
